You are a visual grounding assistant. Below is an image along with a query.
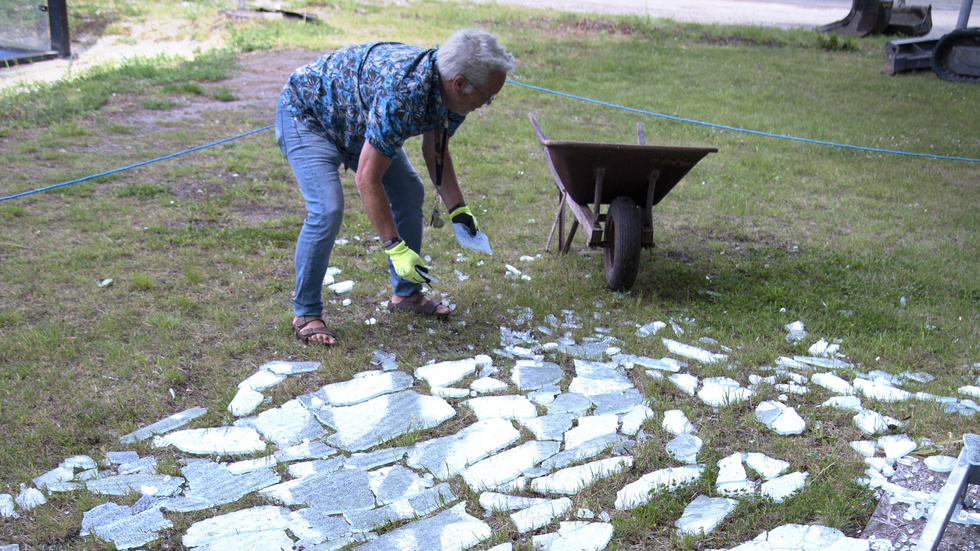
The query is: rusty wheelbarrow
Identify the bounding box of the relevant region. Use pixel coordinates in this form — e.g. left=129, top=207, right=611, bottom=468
left=528, top=112, right=717, bottom=291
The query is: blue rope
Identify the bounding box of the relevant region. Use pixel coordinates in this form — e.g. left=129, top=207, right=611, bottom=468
left=3, top=80, right=978, bottom=204
left=0, top=125, right=274, bottom=203
left=507, top=80, right=980, bottom=163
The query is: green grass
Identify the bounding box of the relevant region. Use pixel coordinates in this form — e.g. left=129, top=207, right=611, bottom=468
left=1, top=0, right=979, bottom=549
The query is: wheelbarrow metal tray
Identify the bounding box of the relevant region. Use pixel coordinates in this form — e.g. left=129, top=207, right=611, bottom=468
left=538, top=139, right=718, bottom=207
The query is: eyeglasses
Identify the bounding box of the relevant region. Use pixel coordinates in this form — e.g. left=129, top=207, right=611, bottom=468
left=462, top=75, right=496, bottom=106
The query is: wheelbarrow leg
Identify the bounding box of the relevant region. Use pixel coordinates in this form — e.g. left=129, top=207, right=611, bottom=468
left=546, top=191, right=566, bottom=252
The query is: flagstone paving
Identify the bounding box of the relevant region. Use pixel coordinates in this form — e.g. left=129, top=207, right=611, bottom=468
left=2, top=316, right=979, bottom=550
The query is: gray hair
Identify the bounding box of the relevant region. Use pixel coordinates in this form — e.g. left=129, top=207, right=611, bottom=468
left=436, top=28, right=515, bottom=88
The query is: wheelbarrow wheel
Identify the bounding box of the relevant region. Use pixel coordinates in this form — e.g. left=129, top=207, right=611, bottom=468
left=604, top=196, right=642, bottom=291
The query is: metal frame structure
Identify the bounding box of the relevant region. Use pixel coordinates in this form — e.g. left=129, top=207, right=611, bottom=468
left=1, top=0, right=70, bottom=66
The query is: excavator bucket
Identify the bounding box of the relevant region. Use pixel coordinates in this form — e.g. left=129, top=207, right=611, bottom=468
left=886, top=4, right=933, bottom=37
left=820, top=0, right=893, bottom=37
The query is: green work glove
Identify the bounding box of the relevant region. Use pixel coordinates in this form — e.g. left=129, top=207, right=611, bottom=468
left=449, top=203, right=479, bottom=237
left=384, top=239, right=432, bottom=284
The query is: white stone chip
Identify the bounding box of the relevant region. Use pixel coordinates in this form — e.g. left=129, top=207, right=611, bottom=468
left=620, top=405, right=654, bottom=435
left=958, top=385, right=980, bottom=398
left=471, top=377, right=509, bottom=394
left=698, top=377, right=752, bottom=406
left=479, top=492, right=552, bottom=512
left=850, top=441, right=878, bottom=457
left=716, top=453, right=756, bottom=497
left=675, top=495, right=738, bottom=536
left=14, top=485, right=45, bottom=510
left=663, top=409, right=696, bottom=435
left=461, top=440, right=560, bottom=491
left=636, top=321, right=667, bottom=337
left=511, top=497, right=572, bottom=533
left=228, top=386, right=265, bottom=417
left=923, top=455, right=957, bottom=472
left=878, top=434, right=917, bottom=459
left=512, top=361, right=563, bottom=391
left=155, top=426, right=266, bottom=455
left=548, top=521, right=615, bottom=551
left=316, top=371, right=414, bottom=406
left=0, top=494, right=18, bottom=518
left=822, top=396, right=862, bottom=410
left=662, top=338, right=728, bottom=363
left=760, top=471, right=808, bottom=502
left=754, top=401, right=805, bottom=435
left=853, top=408, right=902, bottom=435
left=564, top=414, right=619, bottom=449
left=119, top=406, right=208, bottom=443
left=320, top=390, right=456, bottom=452
left=182, top=505, right=292, bottom=549
left=530, top=457, right=632, bottom=495
left=414, top=357, right=478, bottom=387
left=745, top=452, right=791, bottom=480
left=260, top=360, right=320, bottom=374
left=238, top=369, right=288, bottom=391
left=615, top=465, right=703, bottom=510
left=668, top=373, right=700, bottom=396
left=666, top=433, right=703, bottom=464
left=853, top=378, right=911, bottom=402
left=407, top=417, right=519, bottom=479
left=357, top=502, right=490, bottom=551
left=812, top=373, right=855, bottom=395
left=519, top=413, right=575, bottom=441
left=465, top=395, right=538, bottom=420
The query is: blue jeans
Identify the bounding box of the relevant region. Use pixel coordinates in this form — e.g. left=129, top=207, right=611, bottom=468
left=275, top=105, right=425, bottom=318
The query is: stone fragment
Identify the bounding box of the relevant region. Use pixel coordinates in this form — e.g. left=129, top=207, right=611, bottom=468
left=346, top=446, right=411, bottom=470
left=539, top=434, right=633, bottom=471
left=849, top=441, right=878, bottom=457
left=357, top=502, right=490, bottom=551
left=675, top=495, right=738, bottom=536
left=785, top=320, right=806, bottom=342
left=274, top=440, right=336, bottom=463
left=260, top=360, right=320, bottom=374
left=367, top=465, right=431, bottom=505
left=260, top=467, right=375, bottom=513
left=430, top=386, right=471, bottom=398
left=564, top=414, right=619, bottom=449
left=315, top=371, right=414, bottom=406
left=745, top=452, right=791, bottom=480
left=479, top=492, right=553, bottom=512
left=792, top=356, right=852, bottom=370
left=0, top=494, right=18, bottom=518
left=512, top=360, right=563, bottom=391
left=636, top=321, right=666, bottom=337
left=86, top=473, right=184, bottom=497
left=228, top=387, right=265, bottom=417
left=239, top=369, right=288, bottom=391
left=162, top=461, right=280, bottom=512
left=615, top=465, right=703, bottom=510
left=465, top=395, right=538, bottom=420
left=530, top=457, right=633, bottom=495
left=716, top=453, right=755, bottom=497
left=923, top=455, right=957, bottom=472
left=959, top=385, right=980, bottom=398
left=878, top=434, right=917, bottom=459
left=14, top=484, right=44, bottom=510
left=754, top=401, right=805, bottom=435
left=519, top=413, right=575, bottom=441
left=287, top=507, right=358, bottom=548
left=632, top=355, right=683, bottom=373
left=228, top=455, right=278, bottom=474
left=319, top=390, right=455, bottom=452
left=33, top=466, right=75, bottom=491
left=471, top=377, right=509, bottom=394
left=119, top=406, right=208, bottom=443
left=662, top=409, right=696, bottom=435
left=852, top=408, right=902, bottom=435
left=240, top=399, right=326, bottom=448
left=414, top=358, right=478, bottom=387
left=666, top=433, right=703, bottom=464
left=662, top=338, right=728, bottom=363
left=698, top=377, right=752, bottom=406
left=545, top=393, right=592, bottom=416
left=586, top=388, right=646, bottom=416
left=462, top=441, right=560, bottom=491
left=853, top=378, right=911, bottom=402
left=822, top=396, right=862, bottom=410
left=407, top=418, right=519, bottom=479
left=760, top=471, right=808, bottom=502
left=345, top=483, right=457, bottom=531
left=182, top=505, right=292, bottom=549
left=511, top=497, right=572, bottom=532
left=155, top=426, right=266, bottom=455
left=547, top=521, right=615, bottom=551
left=568, top=361, right=635, bottom=397
left=812, top=373, right=855, bottom=395
left=668, top=373, right=699, bottom=396
left=81, top=502, right=173, bottom=550
left=620, top=405, right=654, bottom=435
left=735, top=523, right=849, bottom=550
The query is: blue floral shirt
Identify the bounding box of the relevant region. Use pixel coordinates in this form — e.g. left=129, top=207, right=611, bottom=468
left=280, top=42, right=465, bottom=164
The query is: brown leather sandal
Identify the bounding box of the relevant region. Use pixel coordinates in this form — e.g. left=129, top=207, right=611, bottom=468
left=292, top=315, right=338, bottom=345
left=386, top=291, right=450, bottom=319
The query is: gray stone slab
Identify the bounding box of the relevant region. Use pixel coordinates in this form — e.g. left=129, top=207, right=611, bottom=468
left=676, top=495, right=738, bottom=536
left=545, top=393, right=592, bottom=416
left=239, top=369, right=288, bottom=391
left=822, top=396, right=862, bottom=410
left=274, top=440, right=336, bottom=463
left=461, top=441, right=560, bottom=491
left=288, top=507, right=357, bottom=548
left=740, top=524, right=849, bottom=551
left=119, top=406, right=208, bottom=444
left=539, top=434, right=633, bottom=471
left=465, top=395, right=538, bottom=420
left=745, top=453, right=791, bottom=480
left=345, top=446, right=411, bottom=470
left=853, top=378, right=911, bottom=402
left=415, top=358, right=478, bottom=388
left=754, top=401, right=805, bottom=435
left=154, top=426, right=266, bottom=455
left=760, top=471, right=808, bottom=502
left=81, top=502, right=173, bottom=550
left=544, top=521, right=615, bottom=551
left=287, top=457, right=346, bottom=479
left=182, top=505, right=292, bottom=549
left=368, top=465, right=431, bottom=505
left=479, top=492, right=552, bottom=512
left=319, top=390, right=456, bottom=452
left=356, top=502, right=490, bottom=551
left=511, top=497, right=572, bottom=533
left=518, top=413, right=574, bottom=441
left=238, top=399, right=326, bottom=448
left=228, top=387, right=265, bottom=417
left=470, top=377, right=508, bottom=394
left=86, top=473, right=185, bottom=497
left=162, top=461, right=280, bottom=512
left=117, top=455, right=157, bottom=475
left=666, top=433, right=703, bottom=464
left=662, top=338, right=728, bottom=364
left=878, top=434, right=917, bottom=459
left=615, top=465, right=704, bottom=510
left=529, top=457, right=632, bottom=495
left=407, top=418, right=520, bottom=479
left=716, top=452, right=756, bottom=497
left=512, top=360, right=563, bottom=391
left=811, top=373, right=855, bottom=396
left=564, top=414, right=619, bottom=449
left=588, top=388, right=646, bottom=416
left=314, top=371, right=414, bottom=406
left=260, top=360, right=320, bottom=374
left=261, top=467, right=376, bottom=513
left=345, top=482, right=457, bottom=532
left=33, top=466, right=74, bottom=491
left=698, top=377, right=752, bottom=407
left=669, top=373, right=700, bottom=396
left=620, top=405, right=654, bottom=436
left=662, top=409, right=696, bottom=435
left=923, top=455, right=957, bottom=472
left=0, top=494, right=18, bottom=518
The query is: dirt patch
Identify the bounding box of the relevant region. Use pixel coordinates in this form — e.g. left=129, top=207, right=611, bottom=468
left=483, top=16, right=640, bottom=36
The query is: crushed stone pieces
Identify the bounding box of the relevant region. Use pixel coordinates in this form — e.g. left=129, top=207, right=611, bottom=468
left=922, top=455, right=957, bottom=472
left=119, top=406, right=208, bottom=443
left=9, top=315, right=978, bottom=551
